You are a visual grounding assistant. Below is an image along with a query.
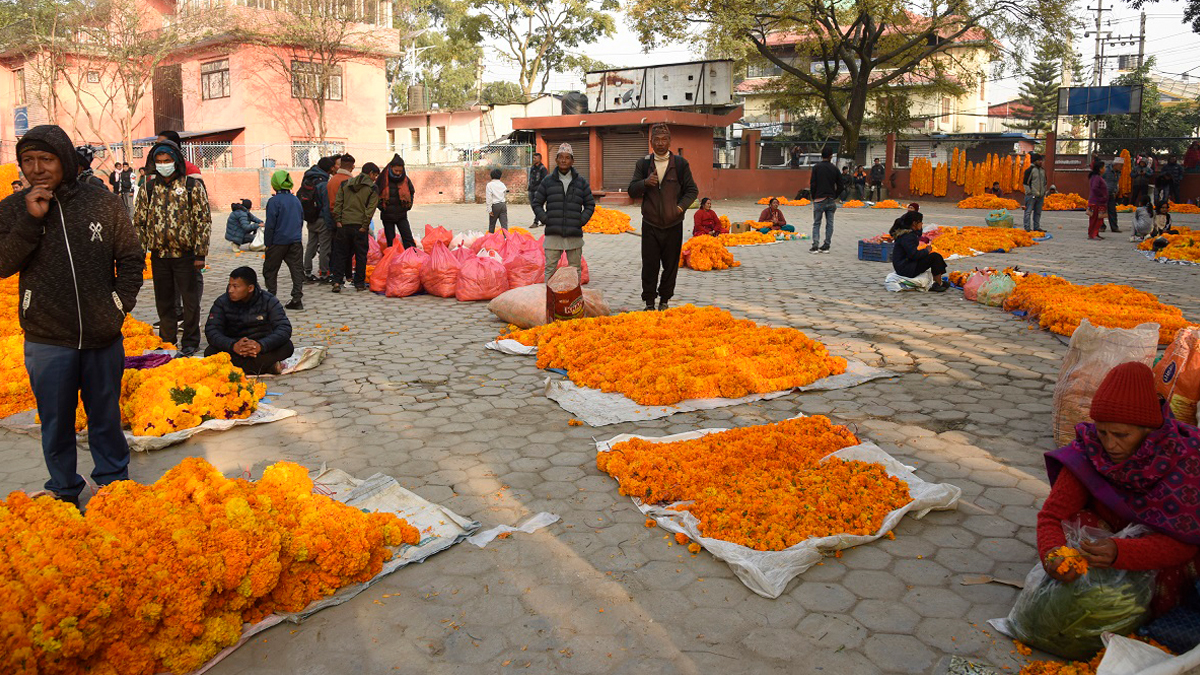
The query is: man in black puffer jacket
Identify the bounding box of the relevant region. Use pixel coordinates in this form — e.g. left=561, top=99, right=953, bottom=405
left=532, top=143, right=595, bottom=280
left=204, top=266, right=294, bottom=375
left=0, top=124, right=145, bottom=508
left=628, top=123, right=698, bottom=311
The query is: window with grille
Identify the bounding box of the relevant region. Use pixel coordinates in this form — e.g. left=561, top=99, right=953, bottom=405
left=87, top=71, right=100, bottom=83
left=201, top=59, right=230, bottom=100
left=291, top=61, right=342, bottom=101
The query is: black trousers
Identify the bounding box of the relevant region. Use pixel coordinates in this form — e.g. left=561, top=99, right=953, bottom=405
left=899, top=252, right=947, bottom=279
left=204, top=341, right=295, bottom=376
left=332, top=225, right=369, bottom=285
left=641, top=224, right=684, bottom=304
left=264, top=242, right=304, bottom=302
left=382, top=214, right=416, bottom=249
left=150, top=253, right=202, bottom=354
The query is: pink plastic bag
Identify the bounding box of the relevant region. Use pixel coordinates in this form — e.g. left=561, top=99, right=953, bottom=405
left=457, top=256, right=510, bottom=302
left=452, top=246, right=474, bottom=267
left=545, top=252, right=590, bottom=285
left=421, top=224, right=453, bottom=253
left=370, top=247, right=399, bottom=293
left=963, top=271, right=988, bottom=302
left=419, top=243, right=459, bottom=297
left=367, top=236, right=383, bottom=266
left=504, top=243, right=543, bottom=289
left=386, top=246, right=427, bottom=298
left=472, top=231, right=506, bottom=254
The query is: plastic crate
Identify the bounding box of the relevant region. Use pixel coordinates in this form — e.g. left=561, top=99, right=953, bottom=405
left=858, top=240, right=894, bottom=262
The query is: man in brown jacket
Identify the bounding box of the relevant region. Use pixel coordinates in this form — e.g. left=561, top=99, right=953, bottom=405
left=628, top=124, right=698, bottom=311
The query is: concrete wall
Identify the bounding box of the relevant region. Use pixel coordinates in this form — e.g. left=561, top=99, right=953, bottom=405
left=202, top=165, right=466, bottom=210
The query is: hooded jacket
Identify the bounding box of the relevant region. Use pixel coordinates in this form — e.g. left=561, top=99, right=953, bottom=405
left=224, top=203, right=262, bottom=245
left=0, top=124, right=145, bottom=349
left=333, top=172, right=380, bottom=229
left=133, top=139, right=212, bottom=258
left=628, top=153, right=698, bottom=229
left=205, top=287, right=292, bottom=353
left=265, top=170, right=304, bottom=247
left=376, top=154, right=415, bottom=221
left=300, top=164, right=332, bottom=224
left=532, top=168, right=595, bottom=238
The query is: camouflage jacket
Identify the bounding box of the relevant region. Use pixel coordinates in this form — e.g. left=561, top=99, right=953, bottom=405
left=133, top=174, right=212, bottom=258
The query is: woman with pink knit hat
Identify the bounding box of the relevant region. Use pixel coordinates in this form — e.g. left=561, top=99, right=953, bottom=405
left=1038, top=361, right=1200, bottom=614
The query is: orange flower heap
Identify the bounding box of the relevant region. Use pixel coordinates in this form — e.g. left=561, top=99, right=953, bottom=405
left=582, top=205, right=634, bottom=234
left=843, top=200, right=865, bottom=208
left=1170, top=202, right=1200, bottom=214
left=120, top=352, right=266, bottom=436
left=597, top=416, right=911, bottom=550
left=717, top=231, right=775, bottom=246
left=0, top=457, right=419, bottom=675
left=503, top=305, right=848, bottom=406
left=1043, top=193, right=1090, bottom=211
left=928, top=226, right=1037, bottom=258
left=1138, top=227, right=1200, bottom=262
left=1047, top=546, right=1089, bottom=576
left=681, top=236, right=740, bottom=271
left=872, top=199, right=902, bottom=209
left=957, top=195, right=1022, bottom=210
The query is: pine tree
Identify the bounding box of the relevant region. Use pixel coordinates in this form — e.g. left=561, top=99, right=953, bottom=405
left=1014, top=39, right=1064, bottom=138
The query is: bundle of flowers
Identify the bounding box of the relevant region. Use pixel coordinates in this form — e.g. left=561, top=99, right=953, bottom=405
left=756, top=196, right=810, bottom=206
left=742, top=220, right=772, bottom=230
left=1138, top=227, right=1200, bottom=262
left=717, top=231, right=775, bottom=246
left=120, top=352, right=266, bottom=436
left=948, top=271, right=971, bottom=286
left=582, top=206, right=634, bottom=234
left=957, top=195, right=1021, bottom=210
left=501, top=305, right=848, bottom=405
left=1171, top=202, right=1200, bottom=214
left=843, top=200, right=865, bottom=208
left=1002, top=275, right=1194, bottom=344
left=597, top=416, right=911, bottom=550
left=0, top=457, right=420, bottom=675
left=1119, top=149, right=1132, bottom=196
left=861, top=233, right=893, bottom=244
left=872, top=199, right=903, bottom=209
left=1043, top=193, right=1090, bottom=211
left=909, top=157, right=934, bottom=196
left=680, top=236, right=740, bottom=271
left=718, top=215, right=731, bottom=231
left=1116, top=204, right=1135, bottom=212
left=927, top=226, right=1037, bottom=258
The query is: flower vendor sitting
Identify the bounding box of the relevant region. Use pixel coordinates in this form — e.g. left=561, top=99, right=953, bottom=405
left=204, top=266, right=295, bottom=375
left=757, top=198, right=795, bottom=233
left=888, top=211, right=949, bottom=292
left=1040, top=362, right=1200, bottom=614
left=692, top=197, right=725, bottom=237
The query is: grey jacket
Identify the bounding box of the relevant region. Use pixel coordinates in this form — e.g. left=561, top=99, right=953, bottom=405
left=1023, top=166, right=1047, bottom=198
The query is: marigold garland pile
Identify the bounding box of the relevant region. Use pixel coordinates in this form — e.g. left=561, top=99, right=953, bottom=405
left=582, top=206, right=634, bottom=234
left=1002, top=274, right=1194, bottom=344
left=501, top=305, right=848, bottom=405
left=1138, top=226, right=1200, bottom=262
left=1171, top=202, right=1200, bottom=214
left=120, top=352, right=267, bottom=436
left=843, top=200, right=865, bottom=208
left=680, top=236, right=740, bottom=271
left=909, top=157, right=935, bottom=196
left=717, top=231, right=776, bottom=246
left=1044, top=193, right=1089, bottom=211
left=756, top=196, right=809, bottom=206
left=872, top=199, right=903, bottom=209
left=597, top=416, right=912, bottom=550
left=0, top=457, right=420, bottom=675
left=957, top=195, right=1021, bottom=210
left=927, top=227, right=1037, bottom=258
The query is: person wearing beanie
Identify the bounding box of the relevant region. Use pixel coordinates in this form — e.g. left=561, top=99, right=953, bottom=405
left=331, top=161, right=380, bottom=291
left=225, top=198, right=263, bottom=250
left=376, top=153, right=416, bottom=249
left=1037, top=362, right=1200, bottom=613
left=204, top=266, right=294, bottom=375
left=263, top=171, right=305, bottom=310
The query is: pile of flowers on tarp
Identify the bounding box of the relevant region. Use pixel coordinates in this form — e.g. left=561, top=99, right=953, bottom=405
left=581, top=206, right=633, bottom=234
left=680, top=236, right=740, bottom=271
left=926, top=226, right=1037, bottom=258
left=1043, top=193, right=1089, bottom=211
left=756, top=196, right=809, bottom=205
left=717, top=231, right=776, bottom=246
left=1139, top=226, right=1200, bottom=262
left=957, top=195, right=1022, bottom=210
left=0, top=457, right=420, bottom=675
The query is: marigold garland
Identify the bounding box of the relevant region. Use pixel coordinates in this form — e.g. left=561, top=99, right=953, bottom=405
left=927, top=227, right=1037, bottom=258
left=680, top=236, right=741, bottom=271
left=1119, top=149, right=1132, bottom=197
left=756, top=196, right=809, bottom=206
left=119, top=352, right=267, bottom=436
left=957, top=195, right=1021, bottom=210
left=717, top=231, right=775, bottom=247
left=0, top=457, right=419, bottom=675
left=1138, top=226, right=1200, bottom=262
left=597, top=416, right=911, bottom=550
left=1047, top=545, right=1089, bottom=576
left=501, top=305, right=848, bottom=406
left=843, top=200, right=865, bottom=208
left=1044, top=193, right=1089, bottom=211
left=1170, top=202, right=1200, bottom=214
left=872, top=199, right=903, bottom=209
left=582, top=206, right=634, bottom=234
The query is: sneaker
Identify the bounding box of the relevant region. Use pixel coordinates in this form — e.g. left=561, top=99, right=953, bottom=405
left=285, top=300, right=304, bottom=311
left=644, top=303, right=655, bottom=311
left=231, top=243, right=240, bottom=252
left=810, top=245, right=820, bottom=254
left=658, top=300, right=669, bottom=311
left=354, top=284, right=367, bottom=292
left=819, top=244, right=830, bottom=253
left=303, top=274, right=318, bottom=284
left=331, top=283, right=341, bottom=293
left=929, top=282, right=948, bottom=293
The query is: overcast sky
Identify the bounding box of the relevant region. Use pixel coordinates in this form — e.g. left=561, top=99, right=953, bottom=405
left=480, top=1, right=1200, bottom=107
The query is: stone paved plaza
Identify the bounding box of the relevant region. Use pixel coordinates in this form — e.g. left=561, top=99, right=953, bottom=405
left=3, top=197, right=1199, bottom=674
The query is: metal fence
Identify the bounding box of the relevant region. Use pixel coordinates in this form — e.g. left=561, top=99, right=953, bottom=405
left=96, top=142, right=534, bottom=170
left=1052, top=137, right=1200, bottom=171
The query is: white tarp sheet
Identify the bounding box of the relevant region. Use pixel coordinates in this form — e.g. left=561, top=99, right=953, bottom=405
left=595, top=425, right=961, bottom=598
left=1097, top=634, right=1200, bottom=675
left=486, top=339, right=895, bottom=426
left=191, top=467, right=479, bottom=675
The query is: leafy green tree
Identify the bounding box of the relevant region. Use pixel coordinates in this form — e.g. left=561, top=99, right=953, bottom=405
left=1014, top=38, right=1064, bottom=138
left=480, top=80, right=524, bottom=103
left=388, top=0, right=483, bottom=111
left=1128, top=0, right=1200, bottom=34
left=1096, top=58, right=1200, bottom=156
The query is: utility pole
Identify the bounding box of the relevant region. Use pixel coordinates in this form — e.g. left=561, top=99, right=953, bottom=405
left=1088, top=1, right=1106, bottom=86
left=1137, top=10, right=1146, bottom=70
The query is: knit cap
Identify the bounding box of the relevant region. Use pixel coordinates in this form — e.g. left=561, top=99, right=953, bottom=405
left=1089, top=362, right=1164, bottom=428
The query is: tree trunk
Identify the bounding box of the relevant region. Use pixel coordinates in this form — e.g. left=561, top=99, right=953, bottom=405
left=838, top=77, right=872, bottom=161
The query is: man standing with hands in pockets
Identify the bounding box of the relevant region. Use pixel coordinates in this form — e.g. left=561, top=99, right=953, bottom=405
left=629, top=123, right=698, bottom=311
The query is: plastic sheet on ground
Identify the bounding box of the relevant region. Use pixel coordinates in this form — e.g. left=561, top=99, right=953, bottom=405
left=1142, top=250, right=1200, bottom=266
left=466, top=512, right=560, bottom=547
left=191, top=466, right=479, bottom=675
left=595, top=426, right=961, bottom=598
left=1096, top=634, right=1200, bottom=675
left=0, top=402, right=297, bottom=452
left=277, top=345, right=328, bottom=375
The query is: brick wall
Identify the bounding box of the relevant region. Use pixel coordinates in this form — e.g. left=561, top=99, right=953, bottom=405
left=473, top=166, right=530, bottom=204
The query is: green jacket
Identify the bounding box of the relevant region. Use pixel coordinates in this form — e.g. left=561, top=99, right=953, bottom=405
left=333, top=173, right=379, bottom=229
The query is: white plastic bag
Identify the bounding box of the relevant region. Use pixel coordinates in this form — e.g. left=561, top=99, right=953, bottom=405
left=884, top=270, right=934, bottom=292
left=1052, top=319, right=1159, bottom=447
left=247, top=228, right=266, bottom=252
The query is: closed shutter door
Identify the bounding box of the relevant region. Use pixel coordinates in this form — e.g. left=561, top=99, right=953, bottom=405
left=543, top=134, right=590, bottom=182
left=602, top=131, right=648, bottom=191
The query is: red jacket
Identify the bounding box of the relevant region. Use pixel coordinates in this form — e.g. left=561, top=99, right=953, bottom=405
left=693, top=209, right=724, bottom=237
left=759, top=207, right=786, bottom=227
left=185, top=160, right=201, bottom=177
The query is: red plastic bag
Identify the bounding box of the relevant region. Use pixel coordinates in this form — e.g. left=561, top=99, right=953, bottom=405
left=962, top=271, right=988, bottom=302
left=472, top=231, right=507, bottom=254
left=421, top=224, right=452, bottom=253
left=452, top=246, right=474, bottom=267
left=457, top=255, right=510, bottom=302
left=504, top=243, right=543, bottom=289
left=370, top=247, right=399, bottom=293
left=367, top=236, right=383, bottom=266
left=419, top=243, right=459, bottom=297
left=386, top=246, right=426, bottom=298
left=545, top=252, right=590, bottom=285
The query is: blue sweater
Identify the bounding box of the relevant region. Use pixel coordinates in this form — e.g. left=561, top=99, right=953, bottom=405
left=264, top=190, right=304, bottom=246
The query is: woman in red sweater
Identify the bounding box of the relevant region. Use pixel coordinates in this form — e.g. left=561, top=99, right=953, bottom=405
left=1039, top=361, right=1200, bottom=614
left=692, top=198, right=725, bottom=237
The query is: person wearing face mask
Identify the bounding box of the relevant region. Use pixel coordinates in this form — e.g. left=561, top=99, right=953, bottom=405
left=133, top=138, right=212, bottom=356
left=1038, top=362, right=1200, bottom=613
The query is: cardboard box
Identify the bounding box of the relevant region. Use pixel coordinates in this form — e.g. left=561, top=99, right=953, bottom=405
left=730, top=220, right=751, bottom=234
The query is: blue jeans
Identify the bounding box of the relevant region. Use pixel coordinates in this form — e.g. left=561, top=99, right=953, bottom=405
left=1023, top=195, right=1044, bottom=231
left=24, top=338, right=129, bottom=501
left=812, top=199, right=837, bottom=246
